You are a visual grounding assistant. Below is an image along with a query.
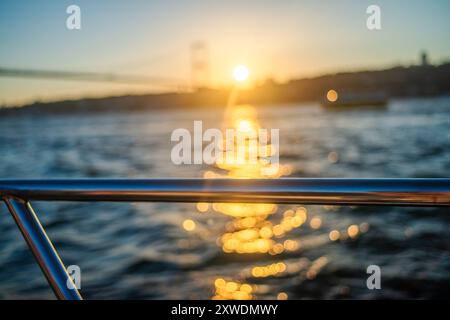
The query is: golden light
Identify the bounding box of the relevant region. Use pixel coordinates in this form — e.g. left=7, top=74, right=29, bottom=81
left=233, top=65, right=249, bottom=82
left=237, top=119, right=252, bottom=132
left=213, top=279, right=253, bottom=300
left=277, top=292, right=288, bottom=300
left=182, top=219, right=196, bottom=231
left=215, top=278, right=226, bottom=288
left=251, top=262, right=286, bottom=278
left=240, top=284, right=253, bottom=294
left=225, top=281, right=239, bottom=292
left=329, top=230, right=340, bottom=241
left=347, top=224, right=360, bottom=239
left=310, top=217, right=322, bottom=229
left=283, top=239, right=299, bottom=251
left=196, top=202, right=209, bottom=212
left=326, top=89, right=338, bottom=102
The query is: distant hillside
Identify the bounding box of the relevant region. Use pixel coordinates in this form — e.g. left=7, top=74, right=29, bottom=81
left=2, top=63, right=450, bottom=115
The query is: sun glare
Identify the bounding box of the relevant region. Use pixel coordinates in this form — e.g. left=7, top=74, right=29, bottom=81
left=233, top=65, right=249, bottom=82
left=237, top=119, right=252, bottom=132
left=326, top=89, right=338, bottom=102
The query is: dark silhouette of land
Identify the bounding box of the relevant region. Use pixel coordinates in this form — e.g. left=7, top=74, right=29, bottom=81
left=2, top=62, right=450, bottom=114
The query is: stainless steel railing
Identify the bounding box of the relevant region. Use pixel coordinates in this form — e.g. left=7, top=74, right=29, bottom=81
left=1, top=178, right=450, bottom=300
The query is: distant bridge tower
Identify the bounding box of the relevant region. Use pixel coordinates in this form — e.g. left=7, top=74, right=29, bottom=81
left=421, top=51, right=429, bottom=66
left=190, top=41, right=210, bottom=90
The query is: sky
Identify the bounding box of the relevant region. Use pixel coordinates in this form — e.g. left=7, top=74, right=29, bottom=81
left=1, top=0, right=450, bottom=106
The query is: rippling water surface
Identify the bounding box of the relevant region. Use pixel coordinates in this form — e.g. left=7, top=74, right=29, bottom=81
left=1, top=97, right=449, bottom=299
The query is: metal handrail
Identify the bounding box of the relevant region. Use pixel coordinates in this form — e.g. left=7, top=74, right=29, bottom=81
left=3, top=197, right=82, bottom=300
left=2, top=178, right=450, bottom=205
left=1, top=178, right=450, bottom=300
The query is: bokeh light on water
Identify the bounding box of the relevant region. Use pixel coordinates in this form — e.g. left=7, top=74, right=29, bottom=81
left=184, top=104, right=368, bottom=300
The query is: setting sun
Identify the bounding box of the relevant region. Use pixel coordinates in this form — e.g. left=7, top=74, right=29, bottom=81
left=233, top=65, right=249, bottom=82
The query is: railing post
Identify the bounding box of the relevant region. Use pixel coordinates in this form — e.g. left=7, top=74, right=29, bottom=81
left=3, top=197, right=82, bottom=300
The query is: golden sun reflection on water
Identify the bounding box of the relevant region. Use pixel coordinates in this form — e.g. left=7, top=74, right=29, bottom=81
left=212, top=278, right=254, bottom=300
left=182, top=219, right=196, bottom=231
left=181, top=104, right=369, bottom=300
left=206, top=104, right=305, bottom=299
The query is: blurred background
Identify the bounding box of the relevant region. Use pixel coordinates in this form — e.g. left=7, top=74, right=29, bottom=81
left=0, top=0, right=449, bottom=299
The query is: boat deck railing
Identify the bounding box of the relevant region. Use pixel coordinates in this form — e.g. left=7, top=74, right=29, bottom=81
left=1, top=178, right=450, bottom=300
